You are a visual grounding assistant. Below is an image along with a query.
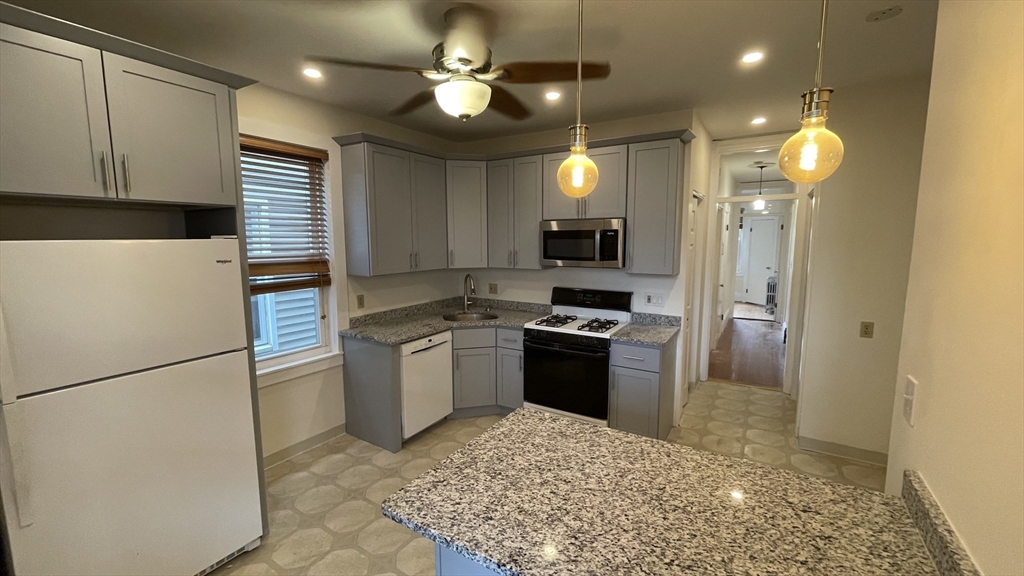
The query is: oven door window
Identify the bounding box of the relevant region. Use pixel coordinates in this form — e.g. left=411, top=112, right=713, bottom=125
left=543, top=230, right=597, bottom=261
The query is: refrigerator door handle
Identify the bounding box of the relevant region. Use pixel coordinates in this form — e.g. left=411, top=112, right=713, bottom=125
left=2, top=402, right=34, bottom=527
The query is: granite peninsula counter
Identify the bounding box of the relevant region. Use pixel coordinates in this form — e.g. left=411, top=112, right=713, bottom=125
left=383, top=408, right=937, bottom=576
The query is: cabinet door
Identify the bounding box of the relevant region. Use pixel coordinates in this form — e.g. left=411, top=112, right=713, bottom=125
left=410, top=153, right=448, bottom=271
left=496, top=348, right=524, bottom=409
left=513, top=155, right=543, bottom=269
left=446, top=160, right=488, bottom=269
left=627, top=139, right=682, bottom=275
left=542, top=151, right=580, bottom=220
left=367, top=144, right=414, bottom=275
left=582, top=145, right=629, bottom=219
left=609, top=366, right=660, bottom=438
left=0, top=24, right=113, bottom=199
left=486, top=159, right=514, bottom=268
left=103, top=53, right=235, bottom=205
left=453, top=348, right=496, bottom=408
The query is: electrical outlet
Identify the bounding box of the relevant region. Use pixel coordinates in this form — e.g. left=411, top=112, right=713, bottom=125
left=903, top=375, right=918, bottom=426
left=860, top=321, right=874, bottom=338
left=644, top=292, right=666, bottom=307
left=488, top=283, right=498, bottom=295
left=356, top=294, right=365, bottom=309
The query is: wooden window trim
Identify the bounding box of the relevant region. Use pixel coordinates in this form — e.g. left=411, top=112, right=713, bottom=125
left=240, top=134, right=329, bottom=161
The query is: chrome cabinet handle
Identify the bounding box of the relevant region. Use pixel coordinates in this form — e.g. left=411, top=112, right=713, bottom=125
left=100, top=151, right=113, bottom=192
left=455, top=352, right=459, bottom=371
left=409, top=253, right=414, bottom=270
left=622, top=355, right=645, bottom=361
left=514, top=249, right=518, bottom=267
left=501, top=338, right=517, bottom=343
left=583, top=197, right=587, bottom=218
left=508, top=250, right=512, bottom=266
left=416, top=252, right=420, bottom=268
left=449, top=249, right=454, bottom=266
left=122, top=153, right=132, bottom=195
left=519, top=354, right=523, bottom=372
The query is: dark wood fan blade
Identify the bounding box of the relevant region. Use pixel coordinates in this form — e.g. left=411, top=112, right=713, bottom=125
left=306, top=56, right=432, bottom=74
left=390, top=89, right=437, bottom=116
left=488, top=85, right=531, bottom=120
left=494, top=61, right=610, bottom=84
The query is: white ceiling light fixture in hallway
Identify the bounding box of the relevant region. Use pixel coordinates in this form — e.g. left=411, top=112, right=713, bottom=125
left=750, top=161, right=774, bottom=210
left=556, top=0, right=598, bottom=199
left=779, top=0, right=845, bottom=183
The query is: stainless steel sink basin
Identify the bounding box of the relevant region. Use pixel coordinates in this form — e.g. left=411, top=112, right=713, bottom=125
left=443, top=312, right=498, bottom=321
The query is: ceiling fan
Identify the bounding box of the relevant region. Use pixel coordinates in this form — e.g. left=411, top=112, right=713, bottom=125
left=306, top=4, right=611, bottom=121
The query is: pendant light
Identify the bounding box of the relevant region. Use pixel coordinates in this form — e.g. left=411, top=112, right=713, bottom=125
left=556, top=0, right=598, bottom=198
left=753, top=164, right=767, bottom=210
left=779, top=0, right=845, bottom=183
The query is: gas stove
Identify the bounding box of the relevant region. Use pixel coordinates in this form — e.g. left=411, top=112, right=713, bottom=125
left=528, top=313, right=627, bottom=338
left=527, top=287, right=632, bottom=341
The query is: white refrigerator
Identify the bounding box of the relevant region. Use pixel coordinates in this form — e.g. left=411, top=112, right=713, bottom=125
left=0, top=239, right=264, bottom=576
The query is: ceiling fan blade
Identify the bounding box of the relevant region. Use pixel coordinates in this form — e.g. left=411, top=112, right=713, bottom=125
left=390, top=89, right=437, bottom=116
left=488, top=85, right=531, bottom=120
left=306, top=56, right=434, bottom=75
left=493, top=61, right=611, bottom=84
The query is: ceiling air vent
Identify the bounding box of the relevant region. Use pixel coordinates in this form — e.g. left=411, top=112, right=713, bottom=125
left=866, top=5, right=903, bottom=22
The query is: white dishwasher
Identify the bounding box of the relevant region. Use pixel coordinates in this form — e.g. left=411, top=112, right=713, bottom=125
left=400, top=331, right=454, bottom=439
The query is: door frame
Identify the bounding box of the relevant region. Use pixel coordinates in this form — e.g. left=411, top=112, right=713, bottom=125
left=696, top=135, right=815, bottom=398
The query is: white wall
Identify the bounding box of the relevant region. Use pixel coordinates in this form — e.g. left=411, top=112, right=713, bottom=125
left=884, top=2, right=1024, bottom=574
left=797, top=76, right=931, bottom=455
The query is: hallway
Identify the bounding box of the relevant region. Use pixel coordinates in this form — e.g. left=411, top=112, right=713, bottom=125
left=708, top=318, right=784, bottom=389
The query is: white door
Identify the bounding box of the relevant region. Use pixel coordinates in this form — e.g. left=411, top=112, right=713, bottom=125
left=0, top=351, right=262, bottom=576
left=0, top=239, right=247, bottom=398
left=745, top=216, right=780, bottom=305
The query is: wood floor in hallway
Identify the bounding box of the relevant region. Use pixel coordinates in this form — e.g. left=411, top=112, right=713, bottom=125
left=709, top=318, right=785, bottom=389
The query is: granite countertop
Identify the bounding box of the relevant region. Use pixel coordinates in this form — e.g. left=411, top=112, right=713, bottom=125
left=383, top=409, right=936, bottom=576
left=339, top=307, right=545, bottom=346
left=611, top=323, right=680, bottom=347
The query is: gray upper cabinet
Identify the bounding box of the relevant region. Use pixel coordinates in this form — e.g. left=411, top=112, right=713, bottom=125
left=453, top=347, right=497, bottom=409
left=366, top=144, right=413, bottom=275
left=513, top=155, right=543, bottom=269
left=626, top=139, right=683, bottom=275
left=609, top=366, right=660, bottom=438
left=103, top=53, right=236, bottom=206
left=487, top=159, right=514, bottom=268
left=542, top=145, right=627, bottom=220
left=410, top=153, right=448, bottom=271
left=446, top=160, right=488, bottom=269
left=0, top=24, right=113, bottom=199
left=496, top=346, right=524, bottom=409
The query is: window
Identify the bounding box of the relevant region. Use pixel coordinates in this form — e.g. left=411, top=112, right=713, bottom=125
left=240, top=135, right=331, bottom=362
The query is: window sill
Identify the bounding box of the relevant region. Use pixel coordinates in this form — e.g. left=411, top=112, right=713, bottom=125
left=256, top=351, right=344, bottom=389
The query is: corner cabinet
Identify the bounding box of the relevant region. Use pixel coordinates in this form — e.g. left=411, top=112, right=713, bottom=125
left=341, top=143, right=448, bottom=276
left=542, top=145, right=628, bottom=220
left=0, top=24, right=236, bottom=205
left=487, top=155, right=542, bottom=269
left=626, top=139, right=684, bottom=276
left=446, top=160, right=488, bottom=269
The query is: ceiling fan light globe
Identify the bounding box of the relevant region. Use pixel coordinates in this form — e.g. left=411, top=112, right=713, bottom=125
left=435, top=77, right=491, bottom=120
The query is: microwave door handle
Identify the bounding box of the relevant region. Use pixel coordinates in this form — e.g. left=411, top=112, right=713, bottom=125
left=524, top=340, right=608, bottom=358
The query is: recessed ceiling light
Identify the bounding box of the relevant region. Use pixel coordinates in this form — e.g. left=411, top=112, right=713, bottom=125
left=751, top=117, right=766, bottom=125
left=762, top=210, right=769, bottom=214
left=741, top=51, right=764, bottom=64
left=755, top=148, right=770, bottom=153
left=730, top=490, right=744, bottom=500
left=303, top=67, right=322, bottom=79
left=545, top=91, right=561, bottom=101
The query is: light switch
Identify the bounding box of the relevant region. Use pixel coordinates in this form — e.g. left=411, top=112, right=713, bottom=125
left=903, top=375, right=918, bottom=426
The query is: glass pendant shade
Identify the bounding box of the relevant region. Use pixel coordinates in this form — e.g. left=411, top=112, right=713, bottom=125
left=434, top=76, right=491, bottom=120
left=778, top=113, right=844, bottom=183
left=557, top=146, right=599, bottom=198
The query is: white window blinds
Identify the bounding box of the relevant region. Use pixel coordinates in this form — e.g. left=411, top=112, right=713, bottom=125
left=240, top=135, right=331, bottom=295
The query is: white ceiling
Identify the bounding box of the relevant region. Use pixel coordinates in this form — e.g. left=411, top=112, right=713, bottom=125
left=9, top=0, right=938, bottom=142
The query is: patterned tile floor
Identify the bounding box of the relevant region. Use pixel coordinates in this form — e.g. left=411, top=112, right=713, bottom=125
left=212, top=415, right=503, bottom=576
left=667, top=379, right=887, bottom=491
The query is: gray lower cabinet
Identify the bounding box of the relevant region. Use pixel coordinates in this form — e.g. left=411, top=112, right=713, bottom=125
left=103, top=52, right=236, bottom=205
left=608, top=339, right=676, bottom=440
left=626, top=139, right=684, bottom=275
left=496, top=347, right=524, bottom=409
left=453, top=347, right=496, bottom=409
left=0, top=24, right=114, bottom=199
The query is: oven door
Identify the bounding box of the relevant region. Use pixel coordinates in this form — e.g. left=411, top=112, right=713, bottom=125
left=540, top=219, right=624, bottom=268
left=523, top=339, right=609, bottom=420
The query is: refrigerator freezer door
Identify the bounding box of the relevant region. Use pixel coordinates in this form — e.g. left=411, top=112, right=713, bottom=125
left=0, top=350, right=261, bottom=576
left=0, top=239, right=248, bottom=398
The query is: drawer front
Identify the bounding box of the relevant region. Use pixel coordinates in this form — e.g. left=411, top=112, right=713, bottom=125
left=610, top=343, right=661, bottom=371
left=452, top=327, right=496, bottom=349
left=496, top=328, right=524, bottom=350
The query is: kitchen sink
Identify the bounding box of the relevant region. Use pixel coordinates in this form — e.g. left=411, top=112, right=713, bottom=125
left=443, top=312, right=498, bottom=321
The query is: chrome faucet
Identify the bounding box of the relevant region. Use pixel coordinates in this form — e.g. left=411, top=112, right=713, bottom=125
left=463, top=273, right=476, bottom=312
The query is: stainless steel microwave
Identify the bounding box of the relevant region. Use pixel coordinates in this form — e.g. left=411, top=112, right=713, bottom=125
left=540, top=218, right=625, bottom=268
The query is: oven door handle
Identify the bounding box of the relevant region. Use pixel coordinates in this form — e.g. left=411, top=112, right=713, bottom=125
left=523, top=340, right=608, bottom=358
